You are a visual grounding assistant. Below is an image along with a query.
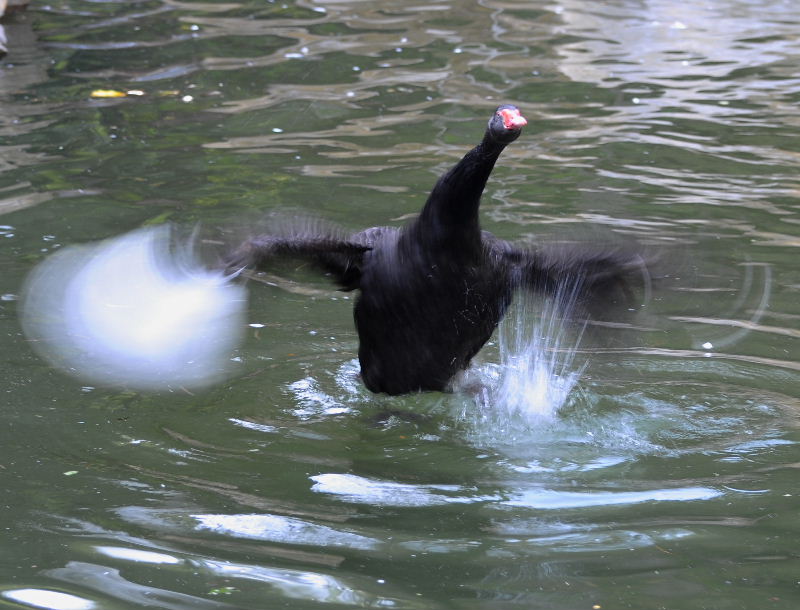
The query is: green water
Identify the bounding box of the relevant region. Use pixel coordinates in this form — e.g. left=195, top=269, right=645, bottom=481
left=2, top=1, right=799, bottom=608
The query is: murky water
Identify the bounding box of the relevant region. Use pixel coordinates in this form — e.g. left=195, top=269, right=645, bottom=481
left=2, top=1, right=799, bottom=608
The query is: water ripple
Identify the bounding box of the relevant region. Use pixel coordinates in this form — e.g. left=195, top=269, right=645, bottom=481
left=192, top=513, right=380, bottom=550
left=311, top=473, right=502, bottom=507
left=504, top=486, right=723, bottom=510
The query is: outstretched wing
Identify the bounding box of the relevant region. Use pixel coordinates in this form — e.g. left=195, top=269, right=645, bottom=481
left=225, top=218, right=395, bottom=291
left=484, top=233, right=651, bottom=319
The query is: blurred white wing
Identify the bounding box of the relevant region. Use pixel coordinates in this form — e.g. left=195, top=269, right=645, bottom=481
left=21, top=225, right=248, bottom=390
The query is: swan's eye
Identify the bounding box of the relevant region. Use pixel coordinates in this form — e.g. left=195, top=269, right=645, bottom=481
left=498, top=108, right=528, bottom=129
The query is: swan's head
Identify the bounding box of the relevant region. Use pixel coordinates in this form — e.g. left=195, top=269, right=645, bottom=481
left=487, top=104, right=527, bottom=143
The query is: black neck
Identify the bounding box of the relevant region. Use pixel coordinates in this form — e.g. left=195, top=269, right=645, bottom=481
left=416, top=132, right=508, bottom=242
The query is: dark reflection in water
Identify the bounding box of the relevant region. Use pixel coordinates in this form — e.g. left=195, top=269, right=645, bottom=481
left=2, top=1, right=800, bottom=609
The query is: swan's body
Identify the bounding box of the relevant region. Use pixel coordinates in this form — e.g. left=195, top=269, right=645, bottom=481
left=231, top=106, right=645, bottom=394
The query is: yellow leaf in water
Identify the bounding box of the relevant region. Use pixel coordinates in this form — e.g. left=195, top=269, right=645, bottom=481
left=90, top=89, right=126, bottom=98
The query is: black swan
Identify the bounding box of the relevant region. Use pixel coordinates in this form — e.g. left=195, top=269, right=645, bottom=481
left=228, top=105, right=647, bottom=395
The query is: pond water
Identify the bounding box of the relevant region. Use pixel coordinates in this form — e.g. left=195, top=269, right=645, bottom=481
left=2, top=1, right=800, bottom=608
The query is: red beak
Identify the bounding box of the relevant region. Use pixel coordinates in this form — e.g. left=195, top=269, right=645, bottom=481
left=499, top=107, right=528, bottom=129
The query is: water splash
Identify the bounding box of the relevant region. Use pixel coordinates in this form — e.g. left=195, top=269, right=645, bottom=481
left=495, top=289, right=586, bottom=421
left=455, top=283, right=588, bottom=440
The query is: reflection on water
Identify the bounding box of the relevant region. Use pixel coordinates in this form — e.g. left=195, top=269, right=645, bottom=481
left=310, top=472, right=502, bottom=507
left=505, top=486, right=722, bottom=509
left=192, top=512, right=380, bottom=549
left=1, top=589, right=95, bottom=610
left=2, top=0, right=800, bottom=609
